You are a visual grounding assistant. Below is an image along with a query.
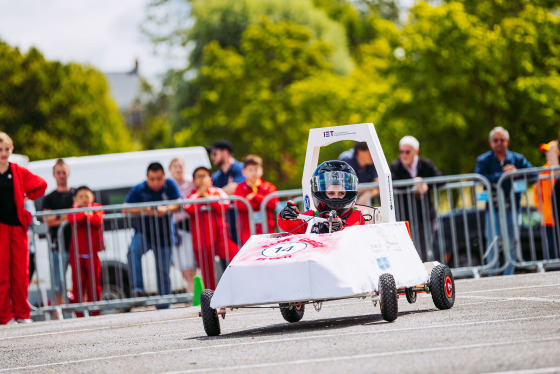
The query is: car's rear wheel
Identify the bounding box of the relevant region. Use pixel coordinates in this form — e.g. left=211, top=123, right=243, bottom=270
left=379, top=273, right=398, bottom=322
left=279, top=303, right=305, bottom=323
left=405, top=288, right=417, bottom=304
left=201, top=289, right=221, bottom=336
left=430, top=264, right=455, bottom=310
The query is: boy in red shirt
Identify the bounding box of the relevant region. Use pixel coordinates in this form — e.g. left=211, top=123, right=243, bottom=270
left=185, top=167, right=239, bottom=290
left=67, top=186, right=104, bottom=316
left=278, top=161, right=364, bottom=234
left=234, top=155, right=279, bottom=246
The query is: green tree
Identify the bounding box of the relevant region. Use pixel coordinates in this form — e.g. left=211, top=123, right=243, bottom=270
left=0, top=41, right=133, bottom=160
left=174, top=19, right=337, bottom=188
left=379, top=2, right=560, bottom=173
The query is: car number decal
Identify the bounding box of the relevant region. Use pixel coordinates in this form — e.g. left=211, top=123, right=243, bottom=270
left=262, top=242, right=308, bottom=258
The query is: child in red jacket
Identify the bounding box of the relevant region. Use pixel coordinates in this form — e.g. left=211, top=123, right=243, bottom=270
left=278, top=161, right=364, bottom=234
left=185, top=167, right=239, bottom=290
left=234, top=155, right=279, bottom=246
left=67, top=186, right=104, bottom=316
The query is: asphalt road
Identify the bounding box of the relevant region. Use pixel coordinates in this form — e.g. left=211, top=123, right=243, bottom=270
left=1, top=272, right=560, bottom=374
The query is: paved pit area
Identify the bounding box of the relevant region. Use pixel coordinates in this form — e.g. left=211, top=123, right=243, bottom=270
left=1, top=272, right=560, bottom=374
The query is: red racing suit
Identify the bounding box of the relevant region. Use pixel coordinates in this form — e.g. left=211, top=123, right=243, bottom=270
left=0, top=163, right=46, bottom=324
left=234, top=178, right=279, bottom=246
left=278, top=204, right=365, bottom=235
left=185, top=187, right=239, bottom=290
left=67, top=203, right=105, bottom=315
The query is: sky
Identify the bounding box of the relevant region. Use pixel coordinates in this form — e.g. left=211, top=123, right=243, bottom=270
left=0, top=0, right=182, bottom=84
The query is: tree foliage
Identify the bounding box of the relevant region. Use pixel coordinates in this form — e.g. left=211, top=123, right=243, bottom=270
left=144, top=0, right=560, bottom=187
left=0, top=41, right=133, bottom=160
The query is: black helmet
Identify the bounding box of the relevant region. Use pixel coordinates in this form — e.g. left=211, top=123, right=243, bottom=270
left=310, top=161, right=359, bottom=214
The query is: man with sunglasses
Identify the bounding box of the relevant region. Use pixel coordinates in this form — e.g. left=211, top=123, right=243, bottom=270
left=476, top=126, right=532, bottom=275
left=390, top=136, right=442, bottom=262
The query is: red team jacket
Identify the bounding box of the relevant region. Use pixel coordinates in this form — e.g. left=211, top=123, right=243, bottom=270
left=234, top=178, right=279, bottom=245
left=10, top=163, right=47, bottom=227
left=67, top=203, right=105, bottom=257
left=185, top=187, right=239, bottom=261
left=278, top=204, right=365, bottom=235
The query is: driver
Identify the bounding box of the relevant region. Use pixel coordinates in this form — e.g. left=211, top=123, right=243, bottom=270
left=278, top=160, right=365, bottom=234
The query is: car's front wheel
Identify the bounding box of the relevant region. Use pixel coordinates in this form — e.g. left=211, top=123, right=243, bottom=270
left=279, top=303, right=305, bottom=322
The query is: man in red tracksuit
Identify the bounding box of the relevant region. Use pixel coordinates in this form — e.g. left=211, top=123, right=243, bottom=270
left=0, top=132, right=47, bottom=325
left=278, top=161, right=364, bottom=235
left=234, top=155, right=279, bottom=246
left=67, top=186, right=104, bottom=316
left=185, top=166, right=239, bottom=290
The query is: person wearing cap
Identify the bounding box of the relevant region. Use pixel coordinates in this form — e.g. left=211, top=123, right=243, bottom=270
left=338, top=142, right=379, bottom=205
left=390, top=135, right=443, bottom=262
left=207, top=140, right=245, bottom=195
left=475, top=126, right=532, bottom=275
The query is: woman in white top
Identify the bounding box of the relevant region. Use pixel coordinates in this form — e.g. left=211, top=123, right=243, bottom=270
left=169, top=157, right=197, bottom=292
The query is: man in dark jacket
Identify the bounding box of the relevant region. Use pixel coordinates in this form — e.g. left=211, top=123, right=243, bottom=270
left=390, top=136, right=442, bottom=261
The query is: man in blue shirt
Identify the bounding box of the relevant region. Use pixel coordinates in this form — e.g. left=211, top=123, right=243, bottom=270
left=207, top=140, right=246, bottom=250
left=476, top=126, right=532, bottom=275
left=124, top=162, right=181, bottom=305
left=207, top=140, right=245, bottom=194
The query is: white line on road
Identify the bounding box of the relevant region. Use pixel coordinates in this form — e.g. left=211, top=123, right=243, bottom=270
left=459, top=295, right=560, bottom=303
left=482, top=367, right=560, bottom=374
left=459, top=283, right=560, bottom=295
left=2, top=314, right=559, bottom=372
left=162, top=336, right=560, bottom=374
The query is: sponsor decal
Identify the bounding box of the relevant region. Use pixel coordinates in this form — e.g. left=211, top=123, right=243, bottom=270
left=387, top=175, right=393, bottom=210
left=262, top=242, right=308, bottom=258
left=376, top=257, right=391, bottom=270
left=304, top=195, right=310, bottom=211
left=322, top=130, right=357, bottom=138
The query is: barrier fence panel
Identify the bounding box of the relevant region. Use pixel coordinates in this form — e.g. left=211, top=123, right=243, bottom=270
left=496, top=166, right=560, bottom=273
left=29, top=169, right=557, bottom=318
left=29, top=196, right=254, bottom=319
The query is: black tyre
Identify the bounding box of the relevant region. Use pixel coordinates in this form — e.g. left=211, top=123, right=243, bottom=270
left=279, top=303, right=305, bottom=323
left=405, top=288, right=417, bottom=304
left=430, top=264, right=455, bottom=310
left=200, top=289, right=220, bottom=336
left=379, top=273, right=398, bottom=322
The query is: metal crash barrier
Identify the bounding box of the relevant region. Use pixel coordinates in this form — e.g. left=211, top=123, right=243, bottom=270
left=27, top=169, right=560, bottom=318
left=28, top=196, right=253, bottom=319
left=496, top=166, right=560, bottom=273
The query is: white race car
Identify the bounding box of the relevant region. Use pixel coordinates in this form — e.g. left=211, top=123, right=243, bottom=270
left=200, top=123, right=455, bottom=336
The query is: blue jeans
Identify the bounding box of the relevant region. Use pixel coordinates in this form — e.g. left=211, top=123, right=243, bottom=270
left=485, top=210, right=516, bottom=275
left=127, top=233, right=173, bottom=308
left=51, top=250, right=69, bottom=294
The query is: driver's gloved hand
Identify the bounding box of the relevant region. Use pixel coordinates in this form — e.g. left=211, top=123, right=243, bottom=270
left=331, top=219, right=343, bottom=232
left=279, top=201, right=300, bottom=220
left=311, top=222, right=330, bottom=234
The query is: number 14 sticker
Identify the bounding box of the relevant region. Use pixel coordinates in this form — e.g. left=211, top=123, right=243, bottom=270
left=262, top=242, right=308, bottom=258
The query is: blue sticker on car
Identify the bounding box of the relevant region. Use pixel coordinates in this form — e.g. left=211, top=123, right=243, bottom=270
left=377, top=257, right=391, bottom=270
left=304, top=195, right=310, bottom=211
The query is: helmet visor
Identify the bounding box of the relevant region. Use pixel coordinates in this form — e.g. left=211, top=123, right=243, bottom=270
left=311, top=171, right=358, bottom=197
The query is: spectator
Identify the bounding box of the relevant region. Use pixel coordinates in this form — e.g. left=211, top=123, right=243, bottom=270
left=533, top=151, right=557, bottom=260
left=278, top=161, right=365, bottom=234
left=67, top=186, right=104, bottom=317
left=207, top=140, right=246, bottom=247
left=475, top=126, right=532, bottom=275
left=168, top=157, right=197, bottom=292
left=234, top=155, right=279, bottom=246
left=185, top=166, right=239, bottom=290
left=123, top=162, right=181, bottom=307
left=339, top=141, right=379, bottom=205
left=0, top=132, right=47, bottom=325
left=544, top=131, right=560, bottom=225
left=390, top=136, right=443, bottom=262
left=42, top=159, right=75, bottom=311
